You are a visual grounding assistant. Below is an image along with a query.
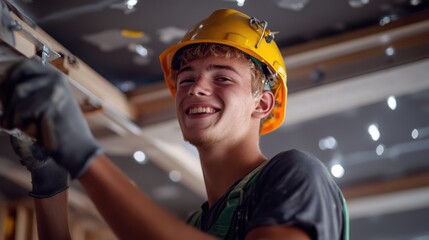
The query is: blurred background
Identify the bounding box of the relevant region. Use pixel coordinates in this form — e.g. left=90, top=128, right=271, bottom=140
left=1, top=0, right=429, bottom=239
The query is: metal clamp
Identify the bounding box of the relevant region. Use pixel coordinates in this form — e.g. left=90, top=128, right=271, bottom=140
left=249, top=16, right=278, bottom=48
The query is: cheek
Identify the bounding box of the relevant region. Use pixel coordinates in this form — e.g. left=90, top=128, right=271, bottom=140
left=228, top=92, right=255, bottom=117
left=175, top=94, right=185, bottom=116
left=175, top=89, right=188, bottom=104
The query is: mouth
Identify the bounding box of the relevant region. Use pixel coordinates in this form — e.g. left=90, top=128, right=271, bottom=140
left=187, top=106, right=220, bottom=115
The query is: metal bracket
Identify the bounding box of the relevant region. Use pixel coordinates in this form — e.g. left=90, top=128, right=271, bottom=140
left=0, top=0, right=61, bottom=65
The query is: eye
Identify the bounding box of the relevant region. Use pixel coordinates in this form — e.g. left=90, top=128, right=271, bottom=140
left=177, top=77, right=195, bottom=86
left=215, top=76, right=232, bottom=83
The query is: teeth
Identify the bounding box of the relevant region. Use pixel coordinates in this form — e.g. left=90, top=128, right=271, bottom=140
left=189, top=107, right=216, bottom=114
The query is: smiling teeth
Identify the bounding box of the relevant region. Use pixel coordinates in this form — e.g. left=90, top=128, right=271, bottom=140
left=189, top=107, right=216, bottom=114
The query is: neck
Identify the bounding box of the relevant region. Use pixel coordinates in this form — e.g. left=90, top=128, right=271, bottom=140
left=197, top=138, right=266, bottom=208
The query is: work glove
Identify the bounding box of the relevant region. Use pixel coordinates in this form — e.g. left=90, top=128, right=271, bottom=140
left=8, top=129, right=69, bottom=198
left=0, top=58, right=102, bottom=179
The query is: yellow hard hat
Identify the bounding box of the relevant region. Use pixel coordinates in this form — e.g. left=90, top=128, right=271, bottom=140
left=159, top=8, right=287, bottom=135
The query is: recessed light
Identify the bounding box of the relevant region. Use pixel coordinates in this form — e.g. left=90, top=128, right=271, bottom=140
left=368, top=124, right=380, bottom=141
left=331, top=164, right=345, bottom=178
left=133, top=150, right=147, bottom=164
left=169, top=170, right=182, bottom=182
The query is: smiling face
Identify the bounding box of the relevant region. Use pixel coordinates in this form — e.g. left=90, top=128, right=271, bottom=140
left=175, top=55, right=264, bottom=148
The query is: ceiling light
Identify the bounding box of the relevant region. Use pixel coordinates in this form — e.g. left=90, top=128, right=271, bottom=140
left=169, top=170, right=182, bottom=182
left=133, top=150, right=147, bottom=164
left=110, top=0, right=138, bottom=14
left=410, top=0, right=421, bottom=6
left=126, top=0, right=138, bottom=8
left=387, top=96, right=397, bottom=110
left=379, top=14, right=399, bottom=26
left=385, top=46, right=395, bottom=57
left=237, top=0, right=245, bottom=7
left=135, top=44, right=148, bottom=57
left=411, top=129, right=419, bottom=139
left=273, top=0, right=310, bottom=11
left=128, top=43, right=149, bottom=57
left=318, top=136, right=338, bottom=150
left=368, top=124, right=380, bottom=141
left=349, top=0, right=369, bottom=8
left=379, top=16, right=391, bottom=26
left=331, top=164, right=345, bottom=178
left=117, top=80, right=136, bottom=92
left=376, top=144, right=385, bottom=156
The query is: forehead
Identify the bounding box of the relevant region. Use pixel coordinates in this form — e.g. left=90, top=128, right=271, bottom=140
left=178, top=55, right=251, bottom=73
left=173, top=43, right=249, bottom=70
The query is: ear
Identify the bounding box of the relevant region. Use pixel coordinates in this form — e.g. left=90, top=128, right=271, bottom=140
left=252, top=90, right=275, bottom=119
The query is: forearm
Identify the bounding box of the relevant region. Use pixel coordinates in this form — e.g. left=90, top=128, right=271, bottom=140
left=79, top=155, right=215, bottom=240
left=33, top=191, right=72, bottom=240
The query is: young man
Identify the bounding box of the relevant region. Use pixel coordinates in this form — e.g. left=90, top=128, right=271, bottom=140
left=1, top=9, right=348, bottom=240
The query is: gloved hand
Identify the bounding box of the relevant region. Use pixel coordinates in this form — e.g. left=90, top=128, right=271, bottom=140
left=0, top=58, right=102, bottom=179
left=9, top=129, right=69, bottom=198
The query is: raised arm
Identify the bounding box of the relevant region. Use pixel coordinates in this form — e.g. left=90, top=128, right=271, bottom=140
left=8, top=131, right=71, bottom=240
left=0, top=59, right=215, bottom=239
left=33, top=191, right=71, bottom=240
left=77, top=154, right=214, bottom=239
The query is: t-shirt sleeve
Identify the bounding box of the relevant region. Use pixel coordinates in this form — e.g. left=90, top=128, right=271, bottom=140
left=245, top=149, right=344, bottom=240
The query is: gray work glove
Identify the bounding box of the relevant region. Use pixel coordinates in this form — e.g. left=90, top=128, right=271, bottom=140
left=9, top=129, right=69, bottom=198
left=0, top=58, right=102, bottom=179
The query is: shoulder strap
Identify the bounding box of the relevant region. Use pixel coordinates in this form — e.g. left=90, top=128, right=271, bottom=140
left=188, top=209, right=202, bottom=228
left=189, top=160, right=350, bottom=240
left=341, top=192, right=350, bottom=240
left=188, top=161, right=268, bottom=239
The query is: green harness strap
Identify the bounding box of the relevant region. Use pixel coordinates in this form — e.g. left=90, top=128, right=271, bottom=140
left=188, top=161, right=268, bottom=239
left=341, top=192, right=350, bottom=240
left=188, top=161, right=350, bottom=240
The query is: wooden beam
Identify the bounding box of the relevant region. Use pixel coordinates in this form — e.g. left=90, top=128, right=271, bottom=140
left=343, top=171, right=429, bottom=199
left=5, top=11, right=137, bottom=122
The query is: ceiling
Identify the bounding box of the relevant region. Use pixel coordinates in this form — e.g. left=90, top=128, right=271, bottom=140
left=1, top=0, right=429, bottom=239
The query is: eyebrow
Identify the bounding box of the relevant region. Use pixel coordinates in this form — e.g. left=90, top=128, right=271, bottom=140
left=177, top=64, right=241, bottom=76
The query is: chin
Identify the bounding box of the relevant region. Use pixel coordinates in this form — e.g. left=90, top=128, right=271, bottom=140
left=183, top=132, right=218, bottom=148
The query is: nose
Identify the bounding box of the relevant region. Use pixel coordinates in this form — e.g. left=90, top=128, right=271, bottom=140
left=188, top=77, right=211, bottom=96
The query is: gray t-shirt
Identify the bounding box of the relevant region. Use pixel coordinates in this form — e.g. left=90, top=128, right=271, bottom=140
left=196, top=149, right=347, bottom=240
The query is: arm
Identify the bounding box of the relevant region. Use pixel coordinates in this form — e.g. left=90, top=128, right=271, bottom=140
left=33, top=191, right=71, bottom=240
left=1, top=59, right=216, bottom=239
left=7, top=130, right=71, bottom=239
left=78, top=154, right=215, bottom=240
